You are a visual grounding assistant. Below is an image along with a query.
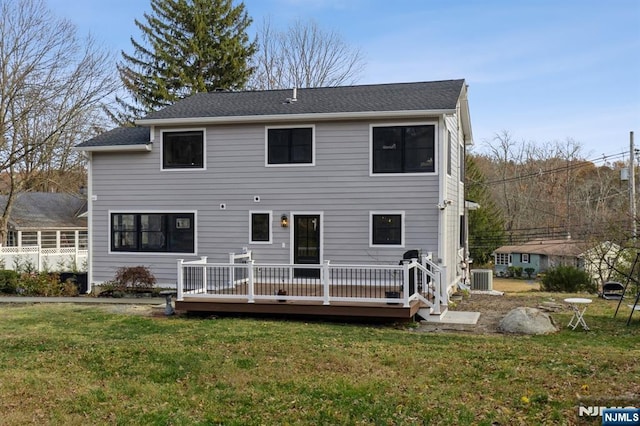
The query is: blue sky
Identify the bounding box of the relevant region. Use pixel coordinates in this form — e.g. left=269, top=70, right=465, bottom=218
left=47, top=0, right=639, bottom=158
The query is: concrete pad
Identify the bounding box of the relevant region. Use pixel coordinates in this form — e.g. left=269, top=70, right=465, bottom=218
left=422, top=310, right=480, bottom=325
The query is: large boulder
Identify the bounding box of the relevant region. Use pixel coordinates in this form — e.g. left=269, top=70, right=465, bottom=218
left=499, top=307, right=558, bottom=335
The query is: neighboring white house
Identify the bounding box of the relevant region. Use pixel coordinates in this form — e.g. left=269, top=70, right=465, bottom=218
left=0, top=192, right=88, bottom=272
left=75, top=80, right=473, bottom=299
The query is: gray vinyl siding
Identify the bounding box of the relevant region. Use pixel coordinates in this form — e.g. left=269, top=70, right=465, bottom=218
left=90, top=119, right=443, bottom=285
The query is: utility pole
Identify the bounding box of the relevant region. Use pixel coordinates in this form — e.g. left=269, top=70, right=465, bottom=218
left=631, top=131, right=636, bottom=240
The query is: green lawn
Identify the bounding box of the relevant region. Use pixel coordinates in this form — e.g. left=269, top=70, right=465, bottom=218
left=0, top=298, right=638, bottom=425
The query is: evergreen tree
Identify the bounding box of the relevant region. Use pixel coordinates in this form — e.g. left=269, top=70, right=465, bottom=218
left=117, top=0, right=256, bottom=118
left=466, top=154, right=506, bottom=265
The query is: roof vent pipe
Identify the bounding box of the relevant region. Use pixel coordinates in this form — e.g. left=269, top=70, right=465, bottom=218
left=284, top=87, right=298, bottom=104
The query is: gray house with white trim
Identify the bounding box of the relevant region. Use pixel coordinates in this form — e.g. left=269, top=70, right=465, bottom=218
left=76, top=80, right=473, bottom=295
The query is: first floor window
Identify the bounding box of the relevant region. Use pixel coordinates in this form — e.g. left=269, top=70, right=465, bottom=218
left=111, top=213, right=195, bottom=253
left=495, top=253, right=511, bottom=265
left=250, top=212, right=271, bottom=243
left=371, top=213, right=403, bottom=246
left=521, top=253, right=530, bottom=263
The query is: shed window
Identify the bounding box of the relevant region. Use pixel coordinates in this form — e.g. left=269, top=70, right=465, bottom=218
left=495, top=253, right=511, bottom=265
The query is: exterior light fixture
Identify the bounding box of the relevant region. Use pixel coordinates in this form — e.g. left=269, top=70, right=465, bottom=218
left=280, top=214, right=289, bottom=228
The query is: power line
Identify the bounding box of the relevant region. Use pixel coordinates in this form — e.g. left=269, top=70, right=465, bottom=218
left=476, top=151, right=628, bottom=186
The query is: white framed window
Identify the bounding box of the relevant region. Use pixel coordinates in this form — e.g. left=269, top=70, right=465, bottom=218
left=161, top=129, right=206, bottom=170
left=370, top=211, right=405, bottom=247
left=249, top=211, right=272, bottom=244
left=521, top=253, right=530, bottom=263
left=370, top=122, right=437, bottom=175
left=265, top=125, right=315, bottom=166
left=495, top=253, right=511, bottom=265
left=110, top=211, right=196, bottom=254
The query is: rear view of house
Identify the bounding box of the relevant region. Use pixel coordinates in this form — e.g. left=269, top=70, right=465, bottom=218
left=76, top=80, right=472, bottom=317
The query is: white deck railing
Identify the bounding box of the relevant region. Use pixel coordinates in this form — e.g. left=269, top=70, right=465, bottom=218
left=177, top=253, right=442, bottom=311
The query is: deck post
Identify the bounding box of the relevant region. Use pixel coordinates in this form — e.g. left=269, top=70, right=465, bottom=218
left=177, top=259, right=184, bottom=301
left=432, top=267, right=441, bottom=315
left=201, top=256, right=208, bottom=294
left=322, top=260, right=331, bottom=305
left=440, top=265, right=448, bottom=307
left=402, top=261, right=410, bottom=307
left=228, top=252, right=235, bottom=287
left=247, top=260, right=255, bottom=303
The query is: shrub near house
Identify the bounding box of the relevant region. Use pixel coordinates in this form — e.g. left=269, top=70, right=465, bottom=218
left=0, top=270, right=79, bottom=296
left=540, top=265, right=596, bottom=293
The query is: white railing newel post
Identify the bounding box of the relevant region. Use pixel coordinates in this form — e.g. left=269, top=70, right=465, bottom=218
left=177, top=259, right=184, bottom=301
left=402, top=261, right=410, bottom=307
left=229, top=252, right=235, bottom=287
left=322, top=260, right=331, bottom=305
left=247, top=260, right=255, bottom=303
left=201, top=256, right=208, bottom=294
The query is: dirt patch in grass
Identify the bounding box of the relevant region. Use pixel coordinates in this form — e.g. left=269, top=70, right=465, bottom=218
left=418, top=278, right=568, bottom=334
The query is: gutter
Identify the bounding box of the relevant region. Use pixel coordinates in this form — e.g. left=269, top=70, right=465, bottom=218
left=72, top=144, right=153, bottom=153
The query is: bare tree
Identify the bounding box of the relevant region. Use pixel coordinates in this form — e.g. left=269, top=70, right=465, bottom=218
left=0, top=0, right=118, bottom=243
left=250, top=18, right=366, bottom=89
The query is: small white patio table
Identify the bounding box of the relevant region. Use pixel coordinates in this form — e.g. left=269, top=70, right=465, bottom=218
left=564, top=298, right=593, bottom=330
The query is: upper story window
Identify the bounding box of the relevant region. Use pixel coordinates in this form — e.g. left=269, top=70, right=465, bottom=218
left=111, top=212, right=195, bottom=253
left=162, top=130, right=205, bottom=169
left=372, top=124, right=435, bottom=174
left=266, top=126, right=314, bottom=165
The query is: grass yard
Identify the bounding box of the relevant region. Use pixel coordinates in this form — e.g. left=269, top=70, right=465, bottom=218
left=0, top=296, right=638, bottom=425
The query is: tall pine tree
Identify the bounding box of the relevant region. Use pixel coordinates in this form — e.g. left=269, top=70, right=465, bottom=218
left=466, top=154, right=506, bottom=265
left=118, top=0, right=256, bottom=118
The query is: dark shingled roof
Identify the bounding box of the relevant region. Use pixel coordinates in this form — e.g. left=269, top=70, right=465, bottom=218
left=76, top=80, right=466, bottom=148
left=76, top=126, right=150, bottom=148
left=140, top=79, right=465, bottom=121
left=0, top=193, right=87, bottom=230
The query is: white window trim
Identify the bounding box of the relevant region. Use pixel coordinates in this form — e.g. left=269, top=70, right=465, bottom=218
left=108, top=209, right=198, bottom=255
left=369, top=121, right=439, bottom=177
left=160, top=128, right=207, bottom=171
left=264, top=124, right=316, bottom=167
left=249, top=211, right=273, bottom=244
left=369, top=211, right=405, bottom=248
left=522, top=253, right=530, bottom=263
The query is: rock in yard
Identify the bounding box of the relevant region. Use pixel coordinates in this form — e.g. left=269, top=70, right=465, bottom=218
left=498, top=307, right=558, bottom=335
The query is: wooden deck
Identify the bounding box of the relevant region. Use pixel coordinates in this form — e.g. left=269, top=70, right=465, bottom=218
left=176, top=297, right=424, bottom=321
